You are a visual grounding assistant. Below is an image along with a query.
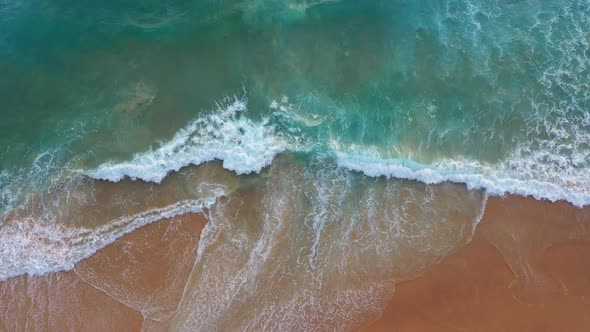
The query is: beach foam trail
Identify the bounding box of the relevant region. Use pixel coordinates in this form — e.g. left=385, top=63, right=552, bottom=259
left=143, top=156, right=486, bottom=331
left=0, top=197, right=219, bottom=281
left=0, top=163, right=236, bottom=281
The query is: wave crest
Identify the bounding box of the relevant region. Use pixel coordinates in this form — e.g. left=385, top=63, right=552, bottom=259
left=87, top=97, right=287, bottom=183
left=336, top=151, right=590, bottom=208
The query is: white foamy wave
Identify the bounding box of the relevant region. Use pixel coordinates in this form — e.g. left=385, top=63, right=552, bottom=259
left=337, top=151, right=590, bottom=208
left=87, top=97, right=287, bottom=183
left=0, top=194, right=221, bottom=281
left=0, top=148, right=73, bottom=221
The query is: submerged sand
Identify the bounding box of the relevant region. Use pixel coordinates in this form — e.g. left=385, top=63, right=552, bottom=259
left=1, top=195, right=589, bottom=331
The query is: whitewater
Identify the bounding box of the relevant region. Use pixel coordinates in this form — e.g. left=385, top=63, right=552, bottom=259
left=86, top=97, right=590, bottom=207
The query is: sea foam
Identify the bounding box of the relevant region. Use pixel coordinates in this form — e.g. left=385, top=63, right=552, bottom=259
left=336, top=152, right=590, bottom=208
left=0, top=194, right=222, bottom=281
left=87, top=97, right=287, bottom=183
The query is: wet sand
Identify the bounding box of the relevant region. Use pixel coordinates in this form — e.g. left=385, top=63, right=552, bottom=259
left=2, top=195, right=590, bottom=331
left=361, top=196, right=590, bottom=332
left=0, top=271, right=144, bottom=331
left=75, top=212, right=207, bottom=321
left=0, top=212, right=207, bottom=331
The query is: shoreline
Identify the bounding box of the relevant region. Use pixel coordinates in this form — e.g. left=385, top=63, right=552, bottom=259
left=1, top=194, right=589, bottom=330
left=362, top=195, right=590, bottom=331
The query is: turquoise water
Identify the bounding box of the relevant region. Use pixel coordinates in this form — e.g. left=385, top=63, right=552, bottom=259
left=0, top=0, right=590, bottom=314
left=2, top=0, right=589, bottom=211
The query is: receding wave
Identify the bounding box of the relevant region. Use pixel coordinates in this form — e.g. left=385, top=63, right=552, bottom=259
left=0, top=194, right=223, bottom=281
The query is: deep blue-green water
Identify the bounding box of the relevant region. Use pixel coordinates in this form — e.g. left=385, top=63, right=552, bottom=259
left=2, top=0, right=589, bottom=209
left=0, top=1, right=589, bottom=326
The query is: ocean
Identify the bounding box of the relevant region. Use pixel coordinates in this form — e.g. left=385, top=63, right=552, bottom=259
left=1, top=0, right=589, bottom=330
